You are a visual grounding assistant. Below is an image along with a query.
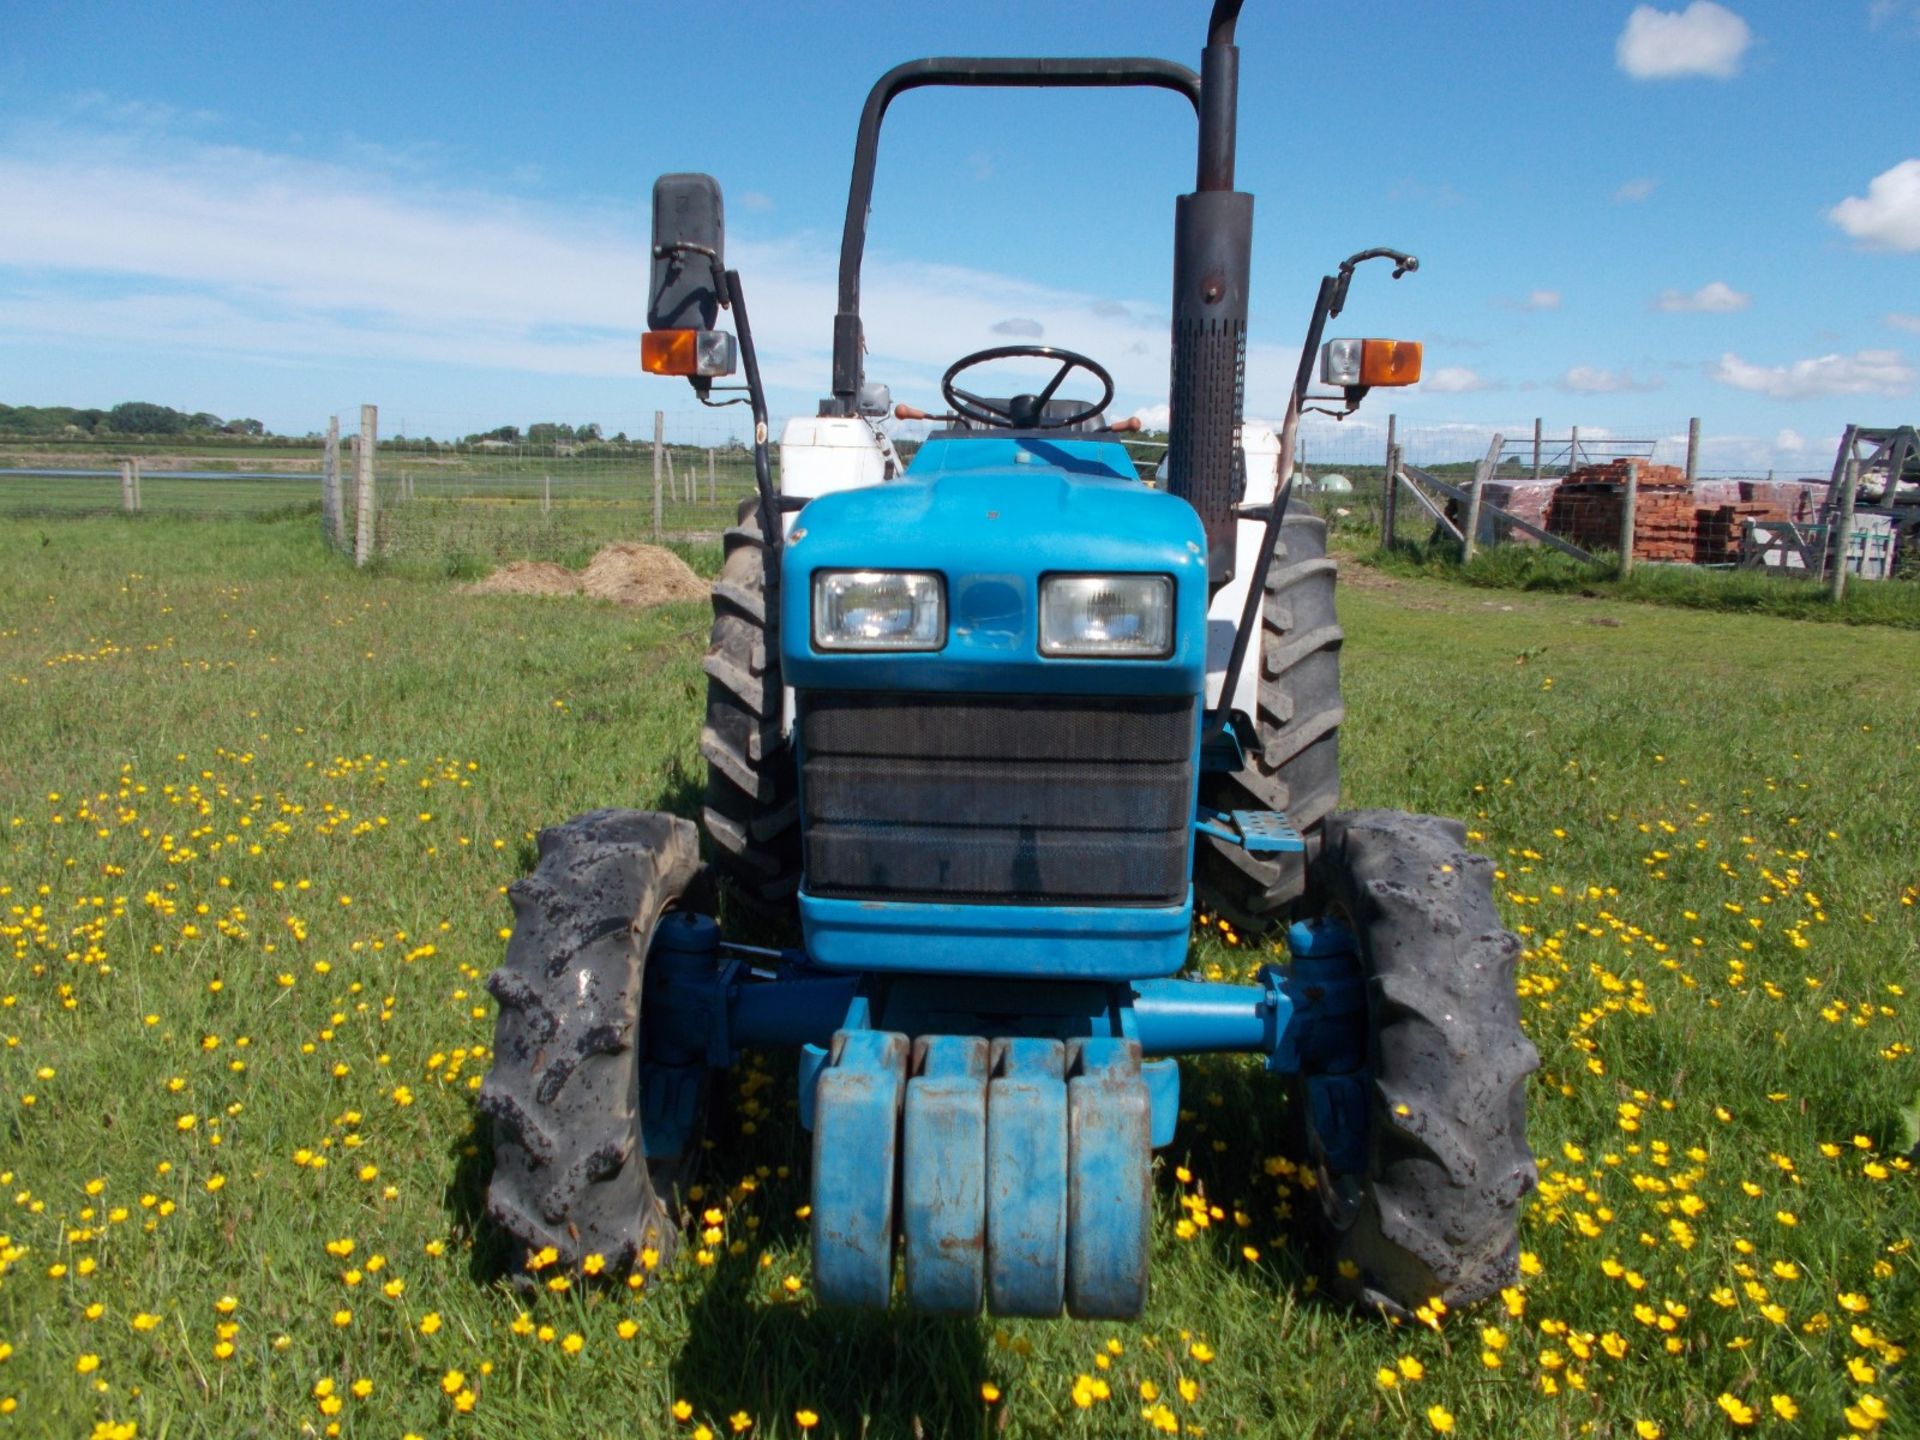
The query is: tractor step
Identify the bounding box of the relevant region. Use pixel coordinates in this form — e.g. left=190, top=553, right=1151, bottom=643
left=810, top=1029, right=1151, bottom=1319
left=1194, top=806, right=1306, bottom=854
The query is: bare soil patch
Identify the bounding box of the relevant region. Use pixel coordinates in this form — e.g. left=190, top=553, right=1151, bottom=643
left=1334, top=556, right=1459, bottom=612
left=467, top=543, right=709, bottom=606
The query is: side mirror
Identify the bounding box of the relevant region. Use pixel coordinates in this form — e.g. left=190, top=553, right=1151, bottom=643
left=647, top=173, right=736, bottom=392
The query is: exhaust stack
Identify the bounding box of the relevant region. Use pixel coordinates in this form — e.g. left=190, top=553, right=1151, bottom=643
left=1165, top=0, right=1252, bottom=585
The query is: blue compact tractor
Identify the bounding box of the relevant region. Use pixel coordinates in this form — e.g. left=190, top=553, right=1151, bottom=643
left=481, top=0, right=1537, bottom=1321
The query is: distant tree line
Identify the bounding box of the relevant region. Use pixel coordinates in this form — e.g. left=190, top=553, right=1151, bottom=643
left=449, top=422, right=608, bottom=445
left=0, top=402, right=267, bottom=438
left=0, top=403, right=770, bottom=453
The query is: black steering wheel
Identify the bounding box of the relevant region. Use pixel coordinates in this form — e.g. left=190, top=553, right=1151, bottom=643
left=941, top=345, right=1116, bottom=430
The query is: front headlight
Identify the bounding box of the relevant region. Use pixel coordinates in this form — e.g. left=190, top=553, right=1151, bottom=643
left=812, top=570, right=945, bottom=651
left=1039, top=574, right=1173, bottom=658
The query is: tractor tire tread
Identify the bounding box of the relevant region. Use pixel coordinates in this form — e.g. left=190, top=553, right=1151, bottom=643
left=480, top=808, right=701, bottom=1272
left=1308, top=808, right=1539, bottom=1315
left=1195, top=507, right=1343, bottom=928
left=702, top=498, right=801, bottom=915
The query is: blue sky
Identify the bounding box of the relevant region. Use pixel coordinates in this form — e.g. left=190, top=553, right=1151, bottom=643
left=1, top=0, right=1917, bottom=472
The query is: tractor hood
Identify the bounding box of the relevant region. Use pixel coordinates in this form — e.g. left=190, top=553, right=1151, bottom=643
left=780, top=435, right=1208, bottom=694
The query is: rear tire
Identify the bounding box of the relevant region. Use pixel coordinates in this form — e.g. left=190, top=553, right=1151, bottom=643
left=702, top=497, right=801, bottom=916
left=1302, top=809, right=1539, bottom=1315
left=479, top=809, right=703, bottom=1272
left=1195, top=506, right=1343, bottom=928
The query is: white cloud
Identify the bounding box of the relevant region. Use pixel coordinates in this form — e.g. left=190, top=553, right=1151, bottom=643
left=1829, top=160, right=1920, bottom=251
left=1422, top=366, right=1493, bottom=393
left=1616, top=1, right=1753, bottom=79
left=1710, top=349, right=1915, bottom=399
left=989, top=317, right=1045, bottom=338
left=1654, top=280, right=1751, bottom=312
left=1889, top=312, right=1920, bottom=333
left=1560, top=365, right=1662, bottom=393
left=1869, top=0, right=1920, bottom=34
left=1495, top=289, right=1560, bottom=311
left=739, top=191, right=774, bottom=211
left=1131, top=403, right=1170, bottom=430
left=1686, top=430, right=1836, bottom=475
left=0, top=123, right=1300, bottom=419
left=1614, top=177, right=1659, bottom=203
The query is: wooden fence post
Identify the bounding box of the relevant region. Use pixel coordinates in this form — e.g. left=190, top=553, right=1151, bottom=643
left=543, top=474, right=552, bottom=515
left=119, top=461, right=135, bottom=514
left=1830, top=452, right=1859, bottom=603
left=1569, top=425, right=1581, bottom=475
left=652, top=412, right=665, bottom=539
left=354, top=404, right=377, bottom=567
left=1532, top=417, right=1543, bottom=480
left=1381, top=443, right=1400, bottom=548
left=1461, top=433, right=1502, bottom=563
left=1618, top=460, right=1638, bottom=578
left=1685, top=417, right=1701, bottom=486
left=665, top=447, right=678, bottom=503
left=322, top=415, right=342, bottom=548
left=1381, top=414, right=1396, bottom=546
left=707, top=448, right=716, bottom=504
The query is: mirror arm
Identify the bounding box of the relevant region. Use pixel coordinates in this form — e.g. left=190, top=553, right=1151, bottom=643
left=1327, top=247, right=1419, bottom=320
left=1203, top=248, right=1419, bottom=747
left=724, top=268, right=784, bottom=569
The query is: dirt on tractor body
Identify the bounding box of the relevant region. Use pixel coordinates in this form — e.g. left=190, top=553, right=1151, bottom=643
left=467, top=542, right=708, bottom=606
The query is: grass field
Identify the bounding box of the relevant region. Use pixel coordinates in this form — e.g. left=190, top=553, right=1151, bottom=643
left=1, top=515, right=1915, bottom=1439
left=0, top=442, right=764, bottom=554
left=1363, top=540, right=1920, bottom=631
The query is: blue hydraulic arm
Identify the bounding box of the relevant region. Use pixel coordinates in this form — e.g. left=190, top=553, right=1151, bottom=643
left=651, top=910, right=1366, bottom=1078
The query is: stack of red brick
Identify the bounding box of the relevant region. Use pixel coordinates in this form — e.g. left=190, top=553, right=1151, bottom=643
left=1544, top=461, right=1790, bottom=564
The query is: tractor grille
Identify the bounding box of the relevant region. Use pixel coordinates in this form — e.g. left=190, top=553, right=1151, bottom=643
left=798, top=692, right=1195, bottom=906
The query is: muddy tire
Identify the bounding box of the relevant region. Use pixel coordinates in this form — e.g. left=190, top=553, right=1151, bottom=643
left=702, top=497, right=800, bottom=915
left=1194, top=506, right=1343, bottom=929
left=479, top=809, right=703, bottom=1272
left=1303, top=809, right=1539, bottom=1315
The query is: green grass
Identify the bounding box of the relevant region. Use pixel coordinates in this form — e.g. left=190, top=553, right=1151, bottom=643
left=0, top=474, right=327, bottom=518
left=1364, top=537, right=1920, bottom=629
left=1, top=515, right=1915, bottom=1438
left=1, top=443, right=764, bottom=562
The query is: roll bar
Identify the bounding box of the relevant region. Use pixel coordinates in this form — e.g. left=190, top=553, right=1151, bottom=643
left=822, top=2, right=1252, bottom=587
left=825, top=57, right=1203, bottom=412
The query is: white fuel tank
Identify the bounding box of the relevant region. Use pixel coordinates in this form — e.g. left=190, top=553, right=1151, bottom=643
left=778, top=415, right=899, bottom=504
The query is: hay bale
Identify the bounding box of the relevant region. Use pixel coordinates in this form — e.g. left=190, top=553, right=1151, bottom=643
left=465, top=561, right=582, bottom=598
left=578, top=542, right=710, bottom=607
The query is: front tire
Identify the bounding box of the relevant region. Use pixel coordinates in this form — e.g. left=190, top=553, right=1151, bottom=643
left=479, top=809, right=703, bottom=1272
left=1302, top=809, right=1539, bottom=1315
left=702, top=497, right=801, bottom=915
left=1195, top=506, right=1344, bottom=928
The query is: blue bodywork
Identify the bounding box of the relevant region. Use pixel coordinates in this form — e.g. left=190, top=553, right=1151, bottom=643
left=780, top=436, right=1208, bottom=696
left=783, top=435, right=1209, bottom=981
left=641, top=905, right=1369, bottom=1318
left=632, top=435, right=1374, bottom=1320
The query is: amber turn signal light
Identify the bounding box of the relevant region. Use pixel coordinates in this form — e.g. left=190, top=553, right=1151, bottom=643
left=1320, top=337, right=1424, bottom=389
left=641, top=328, right=738, bottom=378
left=1359, top=338, right=1422, bottom=387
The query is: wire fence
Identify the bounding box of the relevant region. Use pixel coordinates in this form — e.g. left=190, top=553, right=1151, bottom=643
left=0, top=458, right=326, bottom=518
left=370, top=439, right=761, bottom=567
left=1, top=409, right=1842, bottom=571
